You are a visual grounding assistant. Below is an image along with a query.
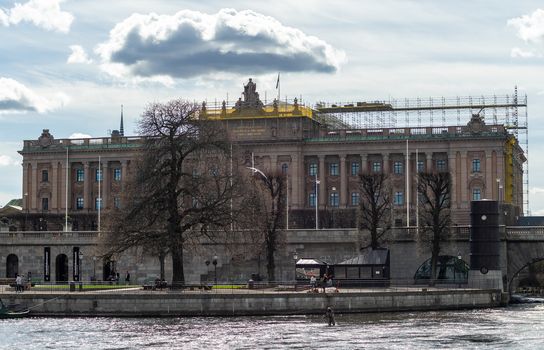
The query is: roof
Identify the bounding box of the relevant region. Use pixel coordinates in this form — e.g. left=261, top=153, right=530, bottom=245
left=296, top=258, right=327, bottom=265
left=336, top=248, right=389, bottom=265
left=516, top=216, right=544, bottom=226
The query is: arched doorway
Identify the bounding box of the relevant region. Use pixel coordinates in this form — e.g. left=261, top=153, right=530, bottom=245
left=6, top=254, right=18, bottom=278
left=55, top=254, right=69, bottom=282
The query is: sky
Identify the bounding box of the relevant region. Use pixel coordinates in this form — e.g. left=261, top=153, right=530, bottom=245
left=1, top=0, right=544, bottom=214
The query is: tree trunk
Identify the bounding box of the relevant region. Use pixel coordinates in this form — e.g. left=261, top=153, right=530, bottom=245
left=171, top=248, right=184, bottom=285
left=159, top=253, right=165, bottom=280
left=266, top=234, right=276, bottom=283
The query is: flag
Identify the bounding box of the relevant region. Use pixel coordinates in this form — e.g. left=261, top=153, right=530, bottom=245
left=276, top=73, right=280, bottom=89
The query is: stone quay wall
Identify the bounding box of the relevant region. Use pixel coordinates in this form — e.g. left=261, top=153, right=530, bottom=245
left=8, top=289, right=502, bottom=317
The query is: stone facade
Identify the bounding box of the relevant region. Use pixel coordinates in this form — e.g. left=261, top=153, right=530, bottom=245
left=17, top=82, right=525, bottom=230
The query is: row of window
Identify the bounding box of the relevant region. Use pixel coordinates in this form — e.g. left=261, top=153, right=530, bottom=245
left=309, top=188, right=483, bottom=207
left=40, top=169, right=122, bottom=183
left=40, top=197, right=121, bottom=211
left=306, top=158, right=483, bottom=176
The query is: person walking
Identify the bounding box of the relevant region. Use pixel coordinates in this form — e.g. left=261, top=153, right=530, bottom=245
left=125, top=271, right=130, bottom=285
left=15, top=274, right=21, bottom=293
left=310, top=275, right=316, bottom=292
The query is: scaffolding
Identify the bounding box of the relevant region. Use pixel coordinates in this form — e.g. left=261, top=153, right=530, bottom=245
left=314, top=89, right=529, bottom=215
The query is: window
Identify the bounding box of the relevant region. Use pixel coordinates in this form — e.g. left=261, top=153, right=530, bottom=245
left=309, top=163, right=317, bottom=176
left=417, top=161, right=424, bottom=173
left=95, top=197, right=102, bottom=210
left=393, top=161, right=403, bottom=174
left=282, top=163, right=289, bottom=175
left=41, top=197, right=48, bottom=211
left=472, top=188, right=481, bottom=201
left=113, top=197, right=121, bottom=209
left=41, top=170, right=48, bottom=182
left=351, top=162, right=360, bottom=176
left=114, top=168, right=122, bottom=181
left=309, top=193, right=316, bottom=207
left=472, top=159, right=481, bottom=172
left=329, top=192, right=339, bottom=207
left=329, top=163, right=339, bottom=176
left=394, top=191, right=404, bottom=205
left=192, top=169, right=199, bottom=178
left=436, top=159, right=447, bottom=172
left=76, top=197, right=84, bottom=210
left=351, top=192, right=360, bottom=206
left=95, top=169, right=102, bottom=182
left=372, top=161, right=381, bottom=173
left=76, top=169, right=84, bottom=182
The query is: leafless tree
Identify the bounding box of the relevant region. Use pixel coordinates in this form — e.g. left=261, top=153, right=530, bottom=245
left=244, top=169, right=286, bottom=282
left=417, top=171, right=452, bottom=285
left=357, top=172, right=392, bottom=250
left=102, top=99, right=245, bottom=285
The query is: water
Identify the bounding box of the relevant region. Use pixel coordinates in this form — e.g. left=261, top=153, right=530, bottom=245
left=3, top=304, right=544, bottom=349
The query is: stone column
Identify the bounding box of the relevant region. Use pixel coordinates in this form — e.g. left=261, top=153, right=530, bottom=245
left=121, top=160, right=128, bottom=192
left=318, top=155, right=326, bottom=207
left=270, top=155, right=278, bottom=172
left=460, top=151, right=468, bottom=203
left=52, top=162, right=59, bottom=211
left=22, top=162, right=29, bottom=211
left=61, top=161, right=69, bottom=210
left=340, top=154, right=347, bottom=207
left=448, top=152, right=457, bottom=207
left=31, top=161, right=38, bottom=210
left=485, top=151, right=493, bottom=199
left=360, top=154, right=368, bottom=173
left=84, top=161, right=91, bottom=209
left=383, top=154, right=390, bottom=174
left=102, top=161, right=109, bottom=209
left=426, top=153, right=433, bottom=172
left=291, top=154, right=301, bottom=208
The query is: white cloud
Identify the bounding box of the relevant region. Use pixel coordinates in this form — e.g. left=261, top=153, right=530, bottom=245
left=69, top=133, right=92, bottom=139
left=0, top=9, right=8, bottom=26
left=510, top=47, right=541, bottom=58
left=67, top=45, right=93, bottom=64
left=0, top=77, right=69, bottom=114
left=508, top=9, right=544, bottom=43
left=1, top=0, right=73, bottom=33
left=0, top=155, right=18, bottom=167
left=95, top=8, right=346, bottom=83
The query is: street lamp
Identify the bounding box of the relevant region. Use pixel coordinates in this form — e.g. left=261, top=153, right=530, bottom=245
left=79, top=252, right=83, bottom=282
left=293, top=252, right=298, bottom=290
left=205, top=259, right=210, bottom=284
left=92, top=256, right=97, bottom=282
left=496, top=178, right=501, bottom=202
left=212, top=255, right=218, bottom=285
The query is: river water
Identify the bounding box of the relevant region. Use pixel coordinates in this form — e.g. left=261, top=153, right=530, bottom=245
left=2, top=303, right=544, bottom=349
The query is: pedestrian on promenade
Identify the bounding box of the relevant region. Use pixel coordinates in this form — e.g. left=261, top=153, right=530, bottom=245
left=15, top=274, right=21, bottom=293
left=321, top=273, right=329, bottom=293
left=326, top=306, right=336, bottom=326
left=116, top=273, right=120, bottom=285
left=310, top=275, right=316, bottom=292
left=125, top=271, right=130, bottom=285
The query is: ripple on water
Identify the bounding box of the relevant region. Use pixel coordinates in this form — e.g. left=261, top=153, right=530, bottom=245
left=1, top=305, right=544, bottom=349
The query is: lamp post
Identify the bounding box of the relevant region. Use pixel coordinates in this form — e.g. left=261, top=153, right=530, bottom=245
left=78, top=252, right=83, bottom=282
left=212, top=255, right=218, bottom=285
left=92, top=256, right=97, bottom=281
left=293, top=252, right=298, bottom=290
left=496, top=178, right=501, bottom=202
left=205, top=260, right=210, bottom=284
left=314, top=173, right=320, bottom=230
left=23, top=193, right=28, bottom=231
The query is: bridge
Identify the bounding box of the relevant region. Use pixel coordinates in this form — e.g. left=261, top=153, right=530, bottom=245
left=0, top=225, right=543, bottom=291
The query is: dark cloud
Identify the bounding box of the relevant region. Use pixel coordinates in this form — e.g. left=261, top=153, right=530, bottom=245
left=96, top=9, right=345, bottom=81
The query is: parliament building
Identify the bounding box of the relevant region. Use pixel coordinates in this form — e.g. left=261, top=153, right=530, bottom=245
left=14, top=79, right=526, bottom=231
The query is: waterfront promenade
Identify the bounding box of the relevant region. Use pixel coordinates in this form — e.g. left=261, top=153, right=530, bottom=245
left=1, top=285, right=503, bottom=317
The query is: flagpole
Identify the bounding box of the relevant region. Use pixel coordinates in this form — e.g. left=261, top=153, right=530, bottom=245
left=406, top=139, right=409, bottom=228
left=315, top=173, right=319, bottom=230
left=286, top=173, right=289, bottom=230
left=416, top=148, right=419, bottom=236
left=98, top=156, right=101, bottom=232
left=65, top=147, right=69, bottom=232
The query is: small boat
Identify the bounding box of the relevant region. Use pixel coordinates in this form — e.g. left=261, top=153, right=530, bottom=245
left=0, top=298, right=29, bottom=319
